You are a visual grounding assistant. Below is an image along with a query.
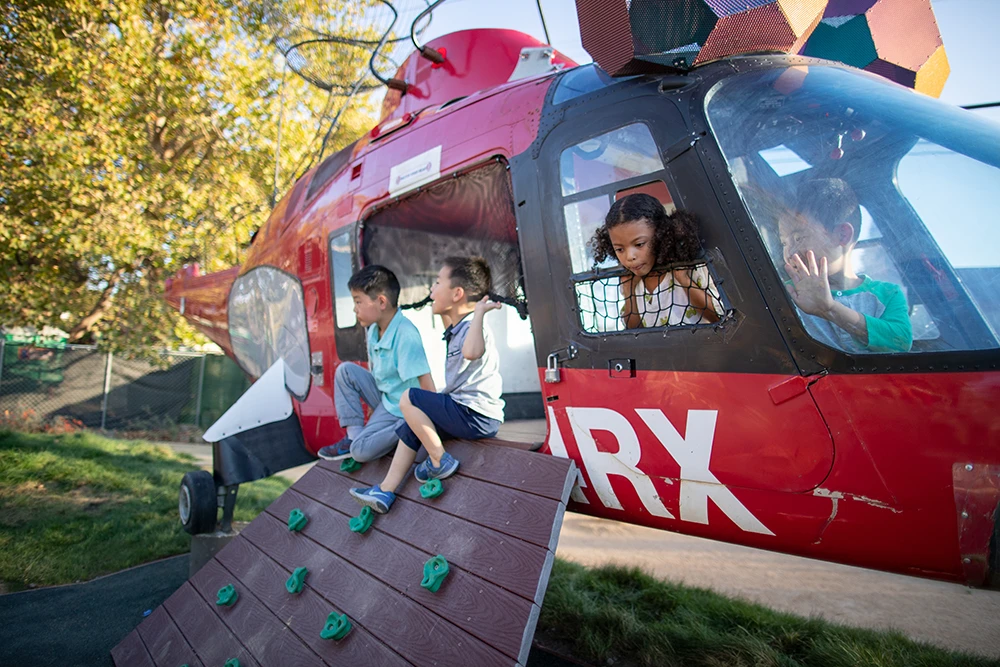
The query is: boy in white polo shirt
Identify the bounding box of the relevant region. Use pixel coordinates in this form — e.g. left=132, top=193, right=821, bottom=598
left=349, top=256, right=505, bottom=513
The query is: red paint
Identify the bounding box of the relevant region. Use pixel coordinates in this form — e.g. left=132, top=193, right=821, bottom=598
left=538, top=368, right=1000, bottom=584
left=378, top=30, right=576, bottom=122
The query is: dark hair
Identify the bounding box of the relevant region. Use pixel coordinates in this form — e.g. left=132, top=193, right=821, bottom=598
left=443, top=256, right=492, bottom=302
left=348, top=264, right=400, bottom=308
left=590, top=193, right=704, bottom=267
left=793, top=178, right=862, bottom=243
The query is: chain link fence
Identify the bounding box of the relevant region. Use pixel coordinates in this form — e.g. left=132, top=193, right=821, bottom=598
left=0, top=341, right=249, bottom=433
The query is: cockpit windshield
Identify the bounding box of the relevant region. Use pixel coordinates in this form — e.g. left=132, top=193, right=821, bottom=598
left=706, top=65, right=1000, bottom=354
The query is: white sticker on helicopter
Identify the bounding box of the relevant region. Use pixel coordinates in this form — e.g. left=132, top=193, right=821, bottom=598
left=389, top=145, right=441, bottom=196
left=549, top=406, right=773, bottom=536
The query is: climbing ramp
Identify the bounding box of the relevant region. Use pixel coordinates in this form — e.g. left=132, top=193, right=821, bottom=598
left=112, top=439, right=576, bottom=666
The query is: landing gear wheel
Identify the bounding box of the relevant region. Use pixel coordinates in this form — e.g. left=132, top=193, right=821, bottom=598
left=179, top=471, right=217, bottom=535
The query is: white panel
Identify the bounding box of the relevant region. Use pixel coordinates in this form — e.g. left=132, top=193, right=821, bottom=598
left=203, top=359, right=293, bottom=442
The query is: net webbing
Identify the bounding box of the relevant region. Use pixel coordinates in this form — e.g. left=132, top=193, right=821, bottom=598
left=575, top=262, right=725, bottom=334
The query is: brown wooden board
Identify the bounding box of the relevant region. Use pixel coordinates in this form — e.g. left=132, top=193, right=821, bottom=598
left=240, top=510, right=514, bottom=667
left=267, top=486, right=536, bottom=660
left=135, top=606, right=204, bottom=667
left=325, top=456, right=565, bottom=551
left=298, top=465, right=551, bottom=603
left=471, top=436, right=541, bottom=452
left=188, top=559, right=330, bottom=665
left=444, top=440, right=575, bottom=502
left=110, top=627, right=155, bottom=667
left=214, top=533, right=411, bottom=666
left=162, top=582, right=261, bottom=667
left=113, top=439, right=576, bottom=667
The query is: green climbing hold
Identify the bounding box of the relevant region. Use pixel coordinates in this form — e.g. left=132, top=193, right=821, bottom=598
left=340, top=457, right=362, bottom=473
left=420, top=555, right=450, bottom=593
left=216, top=584, right=238, bottom=607
left=419, top=479, right=443, bottom=499
left=320, top=612, right=352, bottom=641
left=224, top=660, right=240, bottom=667
left=348, top=506, right=374, bottom=534
left=288, top=508, right=308, bottom=532
left=286, top=566, right=308, bottom=594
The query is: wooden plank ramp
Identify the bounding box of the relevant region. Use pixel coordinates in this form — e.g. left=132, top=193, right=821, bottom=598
left=113, top=439, right=576, bottom=667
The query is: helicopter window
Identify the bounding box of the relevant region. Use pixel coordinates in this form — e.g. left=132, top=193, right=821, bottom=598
left=560, top=123, right=664, bottom=196
left=307, top=141, right=357, bottom=202
left=330, top=229, right=357, bottom=329
left=706, top=65, right=1000, bottom=354
left=552, top=64, right=637, bottom=105
left=227, top=266, right=311, bottom=399
left=561, top=173, right=726, bottom=334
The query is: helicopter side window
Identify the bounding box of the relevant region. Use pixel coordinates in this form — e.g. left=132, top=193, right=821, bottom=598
left=706, top=65, right=1000, bottom=354
left=227, top=266, right=311, bottom=399
left=560, top=124, right=727, bottom=334
left=330, top=229, right=357, bottom=329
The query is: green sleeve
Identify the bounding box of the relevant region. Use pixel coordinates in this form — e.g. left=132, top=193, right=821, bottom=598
left=863, top=282, right=912, bottom=353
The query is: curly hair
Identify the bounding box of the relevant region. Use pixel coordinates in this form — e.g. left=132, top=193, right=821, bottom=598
left=589, top=193, right=704, bottom=267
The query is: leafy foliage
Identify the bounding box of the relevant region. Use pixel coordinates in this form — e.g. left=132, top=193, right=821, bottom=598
left=0, top=0, right=379, bottom=355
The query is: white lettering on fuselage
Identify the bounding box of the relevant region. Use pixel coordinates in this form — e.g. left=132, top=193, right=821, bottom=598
left=548, top=406, right=773, bottom=536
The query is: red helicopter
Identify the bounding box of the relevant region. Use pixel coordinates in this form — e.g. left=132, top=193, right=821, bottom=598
left=165, top=0, right=1000, bottom=590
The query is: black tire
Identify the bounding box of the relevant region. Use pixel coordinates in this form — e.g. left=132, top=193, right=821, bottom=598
left=179, top=471, right=217, bottom=535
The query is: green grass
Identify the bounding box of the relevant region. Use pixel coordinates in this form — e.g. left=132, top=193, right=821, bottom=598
left=0, top=429, right=290, bottom=592
left=539, top=560, right=999, bottom=667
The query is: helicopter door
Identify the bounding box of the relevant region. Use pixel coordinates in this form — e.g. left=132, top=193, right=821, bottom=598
left=515, top=95, right=834, bottom=530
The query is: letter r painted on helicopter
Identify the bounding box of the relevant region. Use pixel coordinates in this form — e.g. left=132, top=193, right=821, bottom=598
left=546, top=407, right=773, bottom=536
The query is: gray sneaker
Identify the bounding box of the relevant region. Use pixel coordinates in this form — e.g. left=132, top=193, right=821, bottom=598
left=318, top=436, right=352, bottom=461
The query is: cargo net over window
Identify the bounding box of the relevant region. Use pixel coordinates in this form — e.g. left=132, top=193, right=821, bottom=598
left=575, top=261, right=726, bottom=334
left=362, top=159, right=528, bottom=318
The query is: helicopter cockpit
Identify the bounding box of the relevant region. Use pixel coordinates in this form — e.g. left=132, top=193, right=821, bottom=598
left=706, top=65, right=1000, bottom=356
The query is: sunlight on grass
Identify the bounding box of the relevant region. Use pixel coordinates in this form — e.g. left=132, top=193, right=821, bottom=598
left=0, top=429, right=290, bottom=591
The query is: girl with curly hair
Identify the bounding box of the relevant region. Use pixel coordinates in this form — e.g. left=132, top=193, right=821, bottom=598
left=590, top=193, right=721, bottom=329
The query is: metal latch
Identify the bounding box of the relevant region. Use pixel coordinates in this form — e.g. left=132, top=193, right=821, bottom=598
left=545, top=344, right=578, bottom=384
left=310, top=351, right=324, bottom=387
left=609, top=358, right=635, bottom=379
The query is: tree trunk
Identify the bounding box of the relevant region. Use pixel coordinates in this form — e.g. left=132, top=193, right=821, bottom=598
left=68, top=269, right=124, bottom=342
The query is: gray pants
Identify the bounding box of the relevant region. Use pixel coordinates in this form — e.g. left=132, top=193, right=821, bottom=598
left=334, top=362, right=404, bottom=462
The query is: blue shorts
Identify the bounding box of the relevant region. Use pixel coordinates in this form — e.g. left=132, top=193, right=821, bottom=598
left=396, top=389, right=501, bottom=451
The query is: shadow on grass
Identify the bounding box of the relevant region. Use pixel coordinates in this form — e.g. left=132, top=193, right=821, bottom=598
left=538, top=560, right=1000, bottom=667
left=0, top=429, right=291, bottom=592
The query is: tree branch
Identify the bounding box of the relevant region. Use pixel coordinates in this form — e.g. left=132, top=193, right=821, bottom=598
left=67, top=268, right=125, bottom=342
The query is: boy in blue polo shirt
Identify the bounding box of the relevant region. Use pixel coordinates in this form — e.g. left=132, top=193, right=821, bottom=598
left=318, top=265, right=434, bottom=463
left=349, top=256, right=505, bottom=513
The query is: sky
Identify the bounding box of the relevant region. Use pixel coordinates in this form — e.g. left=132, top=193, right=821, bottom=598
left=407, top=0, right=1000, bottom=122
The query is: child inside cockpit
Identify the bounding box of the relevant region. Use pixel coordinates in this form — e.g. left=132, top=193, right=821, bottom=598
left=779, top=178, right=912, bottom=353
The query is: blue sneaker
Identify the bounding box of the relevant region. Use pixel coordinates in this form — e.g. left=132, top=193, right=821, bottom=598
left=414, top=452, right=460, bottom=483
left=349, top=485, right=395, bottom=514
left=318, top=436, right=352, bottom=461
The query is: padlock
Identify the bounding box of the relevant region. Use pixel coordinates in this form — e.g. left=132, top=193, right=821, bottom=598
left=545, top=353, right=560, bottom=384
